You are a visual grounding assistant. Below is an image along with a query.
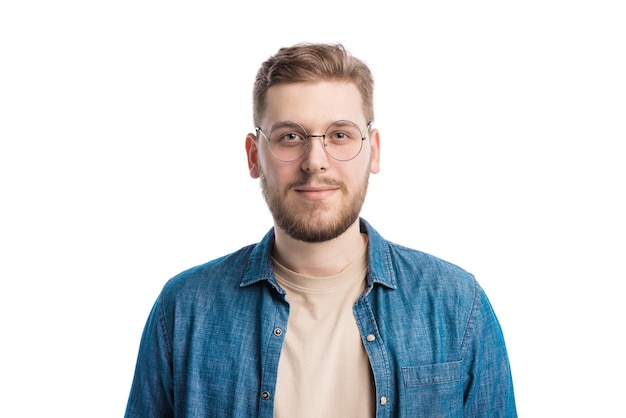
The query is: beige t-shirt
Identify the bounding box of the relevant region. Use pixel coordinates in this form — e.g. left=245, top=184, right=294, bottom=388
left=273, top=240, right=376, bottom=418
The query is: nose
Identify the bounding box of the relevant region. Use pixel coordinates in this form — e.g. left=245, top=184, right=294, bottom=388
left=300, top=135, right=329, bottom=173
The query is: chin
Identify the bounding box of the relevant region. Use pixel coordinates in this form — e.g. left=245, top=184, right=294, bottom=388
left=279, top=212, right=359, bottom=243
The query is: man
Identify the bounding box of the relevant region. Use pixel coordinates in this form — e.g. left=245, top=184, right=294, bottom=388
left=125, top=42, right=517, bottom=417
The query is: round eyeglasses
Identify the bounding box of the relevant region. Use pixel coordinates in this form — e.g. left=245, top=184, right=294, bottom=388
left=255, top=120, right=371, bottom=162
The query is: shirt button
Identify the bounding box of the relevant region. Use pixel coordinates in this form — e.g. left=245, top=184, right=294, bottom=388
left=273, top=328, right=283, bottom=336
left=380, top=396, right=388, bottom=406
left=261, top=391, right=271, bottom=400
left=366, top=334, right=376, bottom=342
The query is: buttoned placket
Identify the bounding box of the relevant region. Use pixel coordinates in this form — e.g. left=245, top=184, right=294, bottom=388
left=354, top=295, right=392, bottom=418
left=257, top=284, right=289, bottom=418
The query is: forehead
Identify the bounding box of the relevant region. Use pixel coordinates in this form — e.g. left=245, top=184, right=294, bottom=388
left=262, top=81, right=366, bottom=128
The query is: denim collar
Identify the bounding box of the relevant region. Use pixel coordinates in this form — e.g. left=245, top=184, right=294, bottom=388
left=240, top=218, right=397, bottom=291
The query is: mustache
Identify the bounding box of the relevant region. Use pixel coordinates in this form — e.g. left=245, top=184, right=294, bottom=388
left=287, top=176, right=345, bottom=190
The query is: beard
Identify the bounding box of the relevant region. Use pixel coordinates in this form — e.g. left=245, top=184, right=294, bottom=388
left=259, top=166, right=370, bottom=243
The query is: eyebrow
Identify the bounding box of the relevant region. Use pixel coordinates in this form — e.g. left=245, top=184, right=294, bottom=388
left=329, top=120, right=356, bottom=128
left=270, top=121, right=303, bottom=130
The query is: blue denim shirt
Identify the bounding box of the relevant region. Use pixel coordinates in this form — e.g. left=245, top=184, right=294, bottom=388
left=125, top=219, right=517, bottom=417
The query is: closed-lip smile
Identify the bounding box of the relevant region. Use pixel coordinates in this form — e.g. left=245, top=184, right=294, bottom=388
left=294, top=184, right=341, bottom=200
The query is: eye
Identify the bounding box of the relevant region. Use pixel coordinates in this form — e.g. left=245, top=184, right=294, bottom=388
left=269, top=122, right=308, bottom=148
left=331, top=131, right=349, bottom=141
left=325, top=121, right=362, bottom=145
left=281, top=132, right=303, bottom=142
left=272, top=129, right=307, bottom=147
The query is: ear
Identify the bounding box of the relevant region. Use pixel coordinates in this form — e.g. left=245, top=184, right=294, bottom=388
left=246, top=133, right=261, bottom=178
left=246, top=133, right=259, bottom=179
left=368, top=128, right=381, bottom=174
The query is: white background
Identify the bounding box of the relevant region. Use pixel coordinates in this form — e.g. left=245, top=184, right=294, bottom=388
left=1, top=1, right=624, bottom=416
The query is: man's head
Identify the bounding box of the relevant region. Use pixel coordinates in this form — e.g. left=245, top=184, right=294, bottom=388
left=252, top=43, right=374, bottom=127
left=246, top=43, right=380, bottom=243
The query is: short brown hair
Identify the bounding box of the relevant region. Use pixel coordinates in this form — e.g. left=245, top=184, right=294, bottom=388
left=252, top=43, right=374, bottom=126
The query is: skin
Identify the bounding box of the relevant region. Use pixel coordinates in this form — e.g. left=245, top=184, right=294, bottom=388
left=246, top=81, right=381, bottom=277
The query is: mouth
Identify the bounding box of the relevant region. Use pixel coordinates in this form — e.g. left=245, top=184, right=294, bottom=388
left=293, top=183, right=342, bottom=201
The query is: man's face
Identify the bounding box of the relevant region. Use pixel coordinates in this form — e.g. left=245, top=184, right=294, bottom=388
left=246, top=81, right=380, bottom=243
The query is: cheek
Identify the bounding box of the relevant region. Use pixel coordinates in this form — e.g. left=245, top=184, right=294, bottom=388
left=346, top=161, right=372, bottom=184
left=258, top=161, right=288, bottom=189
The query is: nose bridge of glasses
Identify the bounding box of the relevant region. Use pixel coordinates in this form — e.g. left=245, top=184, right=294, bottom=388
left=306, top=133, right=326, bottom=143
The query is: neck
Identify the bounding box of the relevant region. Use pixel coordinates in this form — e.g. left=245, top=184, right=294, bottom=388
left=272, top=220, right=366, bottom=277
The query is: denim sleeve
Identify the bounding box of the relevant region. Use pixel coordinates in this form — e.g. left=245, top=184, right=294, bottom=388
left=124, top=295, right=175, bottom=418
left=462, top=285, right=517, bottom=417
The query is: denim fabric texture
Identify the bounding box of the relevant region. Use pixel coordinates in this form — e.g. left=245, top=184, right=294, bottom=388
left=125, top=219, right=517, bottom=417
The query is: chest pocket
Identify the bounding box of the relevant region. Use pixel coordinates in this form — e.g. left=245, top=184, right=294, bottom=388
left=401, top=361, right=463, bottom=417
left=402, top=360, right=461, bottom=386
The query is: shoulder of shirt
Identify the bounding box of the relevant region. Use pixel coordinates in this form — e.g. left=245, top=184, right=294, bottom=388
left=158, top=243, right=258, bottom=299
left=361, top=218, right=477, bottom=295
left=381, top=240, right=480, bottom=299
